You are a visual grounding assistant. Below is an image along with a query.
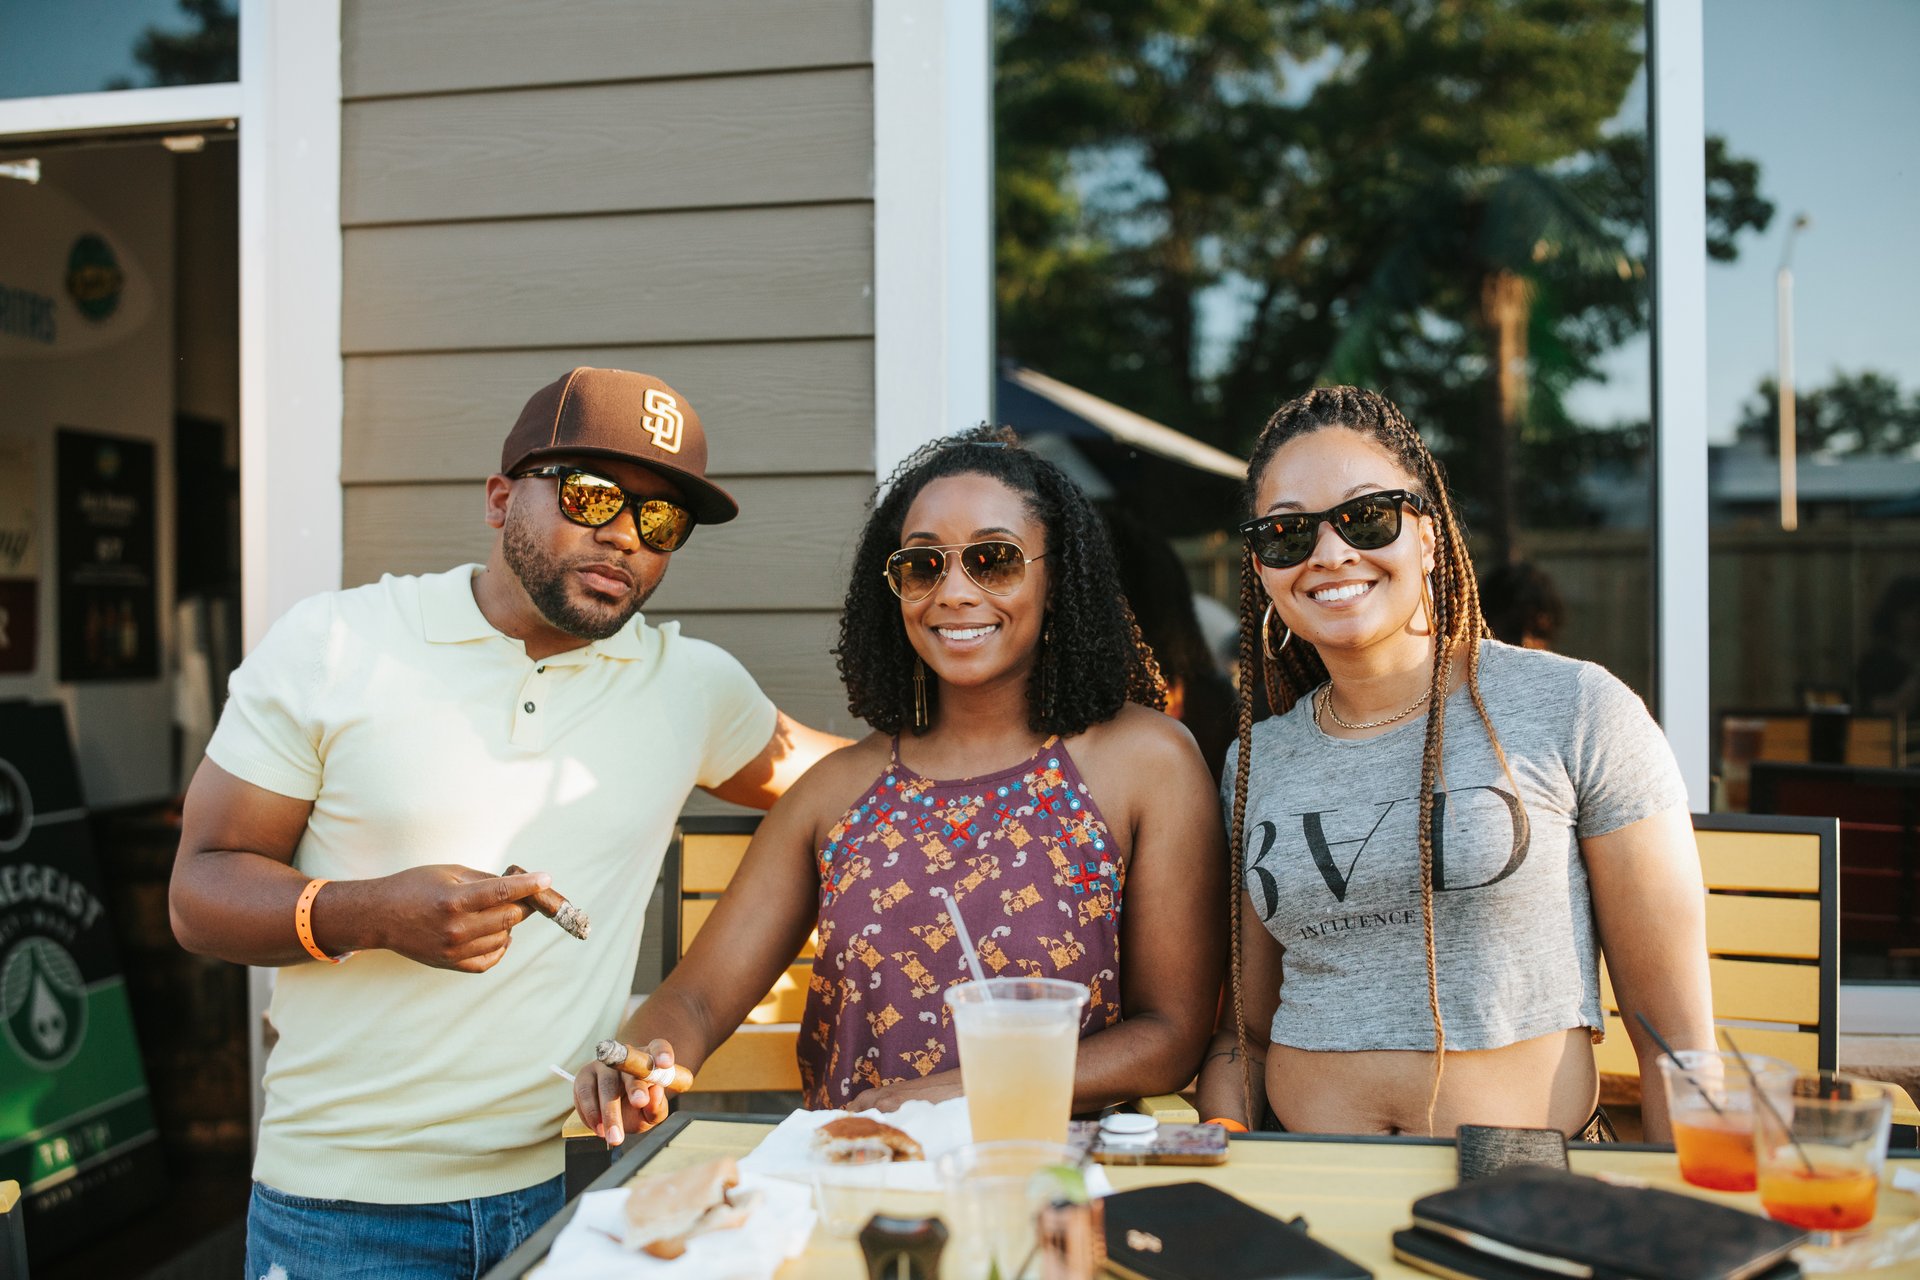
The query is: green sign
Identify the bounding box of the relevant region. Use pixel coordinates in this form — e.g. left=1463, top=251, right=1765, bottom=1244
left=0, top=703, right=160, bottom=1264
left=63, top=234, right=123, bottom=323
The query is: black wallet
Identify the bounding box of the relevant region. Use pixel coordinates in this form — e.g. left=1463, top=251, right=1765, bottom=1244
left=1454, top=1125, right=1569, bottom=1182
left=1102, top=1182, right=1373, bottom=1280
left=1399, top=1168, right=1806, bottom=1280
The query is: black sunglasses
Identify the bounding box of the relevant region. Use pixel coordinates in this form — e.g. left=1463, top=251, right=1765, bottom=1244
left=883, top=540, right=1046, bottom=602
left=513, top=465, right=696, bottom=553
left=1237, top=489, right=1429, bottom=568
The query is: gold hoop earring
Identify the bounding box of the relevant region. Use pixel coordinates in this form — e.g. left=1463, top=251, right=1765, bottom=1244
left=1260, top=602, right=1291, bottom=660
left=912, top=657, right=929, bottom=730
left=1418, top=575, right=1437, bottom=639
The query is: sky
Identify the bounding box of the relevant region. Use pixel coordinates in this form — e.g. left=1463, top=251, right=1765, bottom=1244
left=0, top=1, right=208, bottom=98
left=1567, top=0, right=1920, bottom=442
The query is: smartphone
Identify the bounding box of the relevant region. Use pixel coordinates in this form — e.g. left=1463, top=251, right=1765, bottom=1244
left=1067, top=1118, right=1231, bottom=1165
left=1454, top=1124, right=1569, bottom=1182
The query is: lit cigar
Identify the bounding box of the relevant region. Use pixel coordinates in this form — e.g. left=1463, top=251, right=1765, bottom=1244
left=505, top=864, right=590, bottom=941
left=595, top=1039, right=694, bottom=1094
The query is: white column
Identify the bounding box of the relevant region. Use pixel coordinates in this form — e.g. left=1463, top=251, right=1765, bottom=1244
left=239, top=0, right=343, bottom=1142
left=1650, top=0, right=1711, bottom=808
left=872, top=0, right=995, bottom=479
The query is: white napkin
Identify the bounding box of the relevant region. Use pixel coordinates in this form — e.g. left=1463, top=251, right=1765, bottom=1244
left=736, top=1097, right=1113, bottom=1196
left=737, top=1096, right=975, bottom=1192
left=541, top=1172, right=814, bottom=1280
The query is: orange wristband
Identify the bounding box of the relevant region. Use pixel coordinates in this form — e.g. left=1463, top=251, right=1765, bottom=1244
left=294, top=878, right=350, bottom=964
left=1203, top=1116, right=1249, bottom=1133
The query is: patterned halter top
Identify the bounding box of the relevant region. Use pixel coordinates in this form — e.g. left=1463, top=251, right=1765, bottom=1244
left=796, top=735, right=1125, bottom=1108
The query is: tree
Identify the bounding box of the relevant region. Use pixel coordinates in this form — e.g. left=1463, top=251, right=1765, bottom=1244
left=996, top=0, right=1774, bottom=551
left=104, top=0, right=237, bottom=91
left=1736, top=370, right=1920, bottom=459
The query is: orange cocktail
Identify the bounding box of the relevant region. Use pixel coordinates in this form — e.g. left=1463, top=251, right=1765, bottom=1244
left=1671, top=1115, right=1761, bottom=1191
left=1757, top=1162, right=1879, bottom=1231
left=1656, top=1050, right=1794, bottom=1193
left=1752, top=1072, right=1893, bottom=1237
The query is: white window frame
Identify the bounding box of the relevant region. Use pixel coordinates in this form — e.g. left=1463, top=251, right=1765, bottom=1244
left=881, top=0, right=1715, bottom=797
left=872, top=0, right=995, bottom=478
left=1649, top=0, right=1712, bottom=808
left=0, top=82, right=240, bottom=136
left=0, top=0, right=344, bottom=1142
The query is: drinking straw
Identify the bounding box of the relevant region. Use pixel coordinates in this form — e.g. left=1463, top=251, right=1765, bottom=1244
left=1720, top=1028, right=1815, bottom=1176
left=933, top=886, right=993, bottom=993
left=1633, top=1011, right=1726, bottom=1117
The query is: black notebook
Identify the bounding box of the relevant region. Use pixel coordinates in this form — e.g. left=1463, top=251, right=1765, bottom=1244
left=1102, top=1181, right=1372, bottom=1280
left=1392, top=1226, right=1802, bottom=1280
left=1400, top=1168, right=1805, bottom=1280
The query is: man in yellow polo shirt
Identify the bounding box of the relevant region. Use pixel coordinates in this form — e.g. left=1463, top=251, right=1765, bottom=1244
left=169, top=369, right=843, bottom=1279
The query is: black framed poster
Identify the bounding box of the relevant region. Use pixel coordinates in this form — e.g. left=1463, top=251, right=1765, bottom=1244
left=0, top=440, right=36, bottom=675
left=56, top=429, right=156, bottom=681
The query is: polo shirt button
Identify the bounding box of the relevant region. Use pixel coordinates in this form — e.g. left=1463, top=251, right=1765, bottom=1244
left=523, top=701, right=536, bottom=713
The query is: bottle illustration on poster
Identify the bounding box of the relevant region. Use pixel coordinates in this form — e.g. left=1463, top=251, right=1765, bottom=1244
left=56, top=427, right=156, bottom=682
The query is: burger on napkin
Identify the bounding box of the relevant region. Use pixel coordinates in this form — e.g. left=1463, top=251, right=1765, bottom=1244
left=622, top=1156, right=762, bottom=1259
left=811, top=1115, right=925, bottom=1163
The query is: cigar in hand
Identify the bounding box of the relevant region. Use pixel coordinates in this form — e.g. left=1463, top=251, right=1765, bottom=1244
left=504, top=864, right=590, bottom=940
left=595, top=1039, right=694, bottom=1094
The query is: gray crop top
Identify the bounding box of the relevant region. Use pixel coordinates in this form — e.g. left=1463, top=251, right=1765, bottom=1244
left=1223, top=640, right=1689, bottom=1052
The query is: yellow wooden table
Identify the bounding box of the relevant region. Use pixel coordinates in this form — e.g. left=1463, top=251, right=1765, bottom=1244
left=490, top=1114, right=1920, bottom=1278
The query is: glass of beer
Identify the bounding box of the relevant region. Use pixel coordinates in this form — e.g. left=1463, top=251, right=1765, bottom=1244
left=1754, top=1072, right=1892, bottom=1237
left=946, top=977, right=1087, bottom=1144
left=1657, top=1049, right=1795, bottom=1191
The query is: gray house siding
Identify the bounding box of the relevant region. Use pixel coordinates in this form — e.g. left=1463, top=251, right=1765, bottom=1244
left=338, top=0, right=875, bottom=744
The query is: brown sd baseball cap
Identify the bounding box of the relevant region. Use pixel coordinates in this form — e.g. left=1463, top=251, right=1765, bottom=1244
left=501, top=368, right=739, bottom=524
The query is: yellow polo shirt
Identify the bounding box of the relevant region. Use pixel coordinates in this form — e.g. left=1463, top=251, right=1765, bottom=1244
left=206, top=566, right=776, bottom=1203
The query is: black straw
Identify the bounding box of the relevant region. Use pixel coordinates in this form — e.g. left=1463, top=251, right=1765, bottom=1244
left=1719, top=1028, right=1815, bottom=1176
left=1634, top=1011, right=1727, bottom=1117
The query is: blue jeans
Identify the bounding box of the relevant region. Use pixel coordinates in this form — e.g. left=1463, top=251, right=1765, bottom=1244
left=245, top=1174, right=564, bottom=1280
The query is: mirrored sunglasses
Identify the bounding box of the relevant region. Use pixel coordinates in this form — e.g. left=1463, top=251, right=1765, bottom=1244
left=883, top=540, right=1046, bottom=602
left=1237, top=489, right=1428, bottom=569
left=513, top=465, right=696, bottom=553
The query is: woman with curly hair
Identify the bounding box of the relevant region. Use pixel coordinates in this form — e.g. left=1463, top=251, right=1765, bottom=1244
left=575, top=427, right=1225, bottom=1134
left=1193, top=387, right=1712, bottom=1141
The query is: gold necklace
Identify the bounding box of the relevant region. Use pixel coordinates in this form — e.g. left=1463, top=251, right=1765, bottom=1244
left=1317, top=651, right=1453, bottom=732
left=1317, top=682, right=1429, bottom=731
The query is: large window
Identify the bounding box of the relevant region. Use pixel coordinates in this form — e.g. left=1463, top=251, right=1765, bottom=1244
left=0, top=0, right=236, bottom=100
left=992, top=1, right=1795, bottom=706
left=1704, top=0, right=1920, bottom=981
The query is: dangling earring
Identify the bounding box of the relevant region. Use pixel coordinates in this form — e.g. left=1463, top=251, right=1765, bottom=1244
left=1260, top=602, right=1291, bottom=660
left=1417, top=574, right=1437, bottom=639
left=912, top=657, right=929, bottom=730
left=1039, top=618, right=1056, bottom=722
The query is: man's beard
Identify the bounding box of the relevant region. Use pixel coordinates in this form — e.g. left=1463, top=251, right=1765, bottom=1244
left=502, top=512, right=654, bottom=641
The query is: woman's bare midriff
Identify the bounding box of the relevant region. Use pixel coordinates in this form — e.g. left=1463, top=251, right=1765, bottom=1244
left=1265, top=1028, right=1599, bottom=1137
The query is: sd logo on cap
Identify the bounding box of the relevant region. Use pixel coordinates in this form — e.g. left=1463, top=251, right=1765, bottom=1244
left=501, top=368, right=738, bottom=524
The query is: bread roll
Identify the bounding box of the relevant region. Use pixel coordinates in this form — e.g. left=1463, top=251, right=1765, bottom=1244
left=620, top=1155, right=741, bottom=1253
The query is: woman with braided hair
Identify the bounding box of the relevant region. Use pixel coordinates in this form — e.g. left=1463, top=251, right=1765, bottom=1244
left=1193, top=387, right=1712, bottom=1141
left=575, top=427, right=1225, bottom=1137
